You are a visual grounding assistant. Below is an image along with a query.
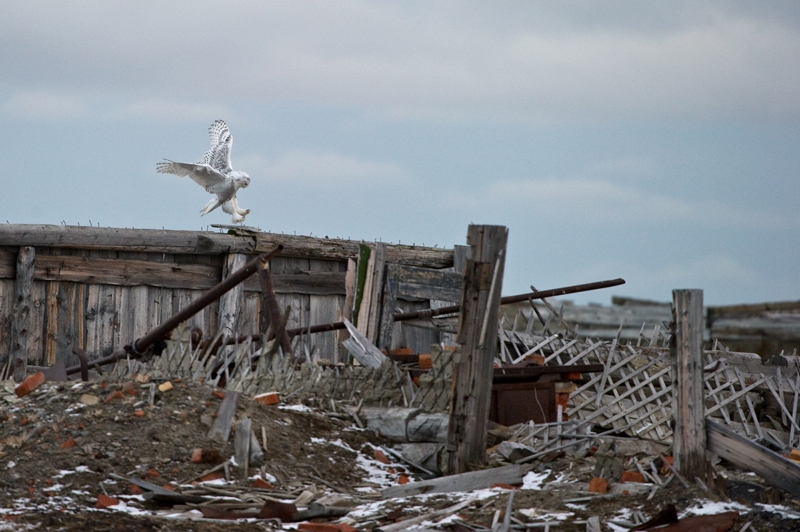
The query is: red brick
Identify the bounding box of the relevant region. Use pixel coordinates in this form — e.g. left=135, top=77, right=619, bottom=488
left=254, top=392, right=280, bottom=406
left=588, top=477, right=608, bottom=494
left=129, top=484, right=143, bottom=495
left=373, top=449, right=390, bottom=464
left=161, top=484, right=175, bottom=491
left=95, top=493, right=120, bottom=509
left=122, top=382, right=137, bottom=396
left=252, top=478, right=274, bottom=489
left=621, top=471, right=646, bottom=483
left=297, top=524, right=341, bottom=532
left=398, top=474, right=409, bottom=485
left=337, top=525, right=357, bottom=532
left=146, top=468, right=160, bottom=478
left=191, top=448, right=204, bottom=463
left=212, top=390, right=226, bottom=400
left=133, top=410, right=145, bottom=417
left=491, top=483, right=520, bottom=490
left=104, top=390, right=125, bottom=403
left=418, top=354, right=433, bottom=369
left=60, top=438, right=76, bottom=449
left=200, top=472, right=224, bottom=482
left=190, top=448, right=222, bottom=464
left=15, top=372, right=46, bottom=398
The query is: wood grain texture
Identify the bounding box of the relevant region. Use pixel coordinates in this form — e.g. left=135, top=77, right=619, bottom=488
left=707, top=418, right=800, bottom=497
left=33, top=254, right=221, bottom=289
left=218, top=253, right=247, bottom=338
left=0, top=247, right=15, bottom=279
left=242, top=270, right=347, bottom=295
left=672, top=289, right=707, bottom=480
left=10, top=247, right=35, bottom=380
left=447, top=225, right=508, bottom=473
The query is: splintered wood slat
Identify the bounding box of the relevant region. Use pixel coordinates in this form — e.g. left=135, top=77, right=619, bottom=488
left=10, top=246, right=35, bottom=379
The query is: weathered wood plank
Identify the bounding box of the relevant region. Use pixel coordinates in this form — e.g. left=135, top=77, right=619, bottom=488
left=33, top=254, right=221, bottom=289
left=242, top=271, right=347, bottom=295
left=0, top=247, right=15, bottom=279
left=381, top=464, right=521, bottom=498
left=254, top=232, right=453, bottom=268
left=358, top=243, right=386, bottom=344
left=707, top=418, right=800, bottom=497
left=10, top=247, right=36, bottom=380
left=0, top=280, right=14, bottom=364
left=0, top=224, right=255, bottom=255
left=342, top=319, right=388, bottom=369
left=672, top=289, right=706, bottom=481
left=447, top=225, right=508, bottom=473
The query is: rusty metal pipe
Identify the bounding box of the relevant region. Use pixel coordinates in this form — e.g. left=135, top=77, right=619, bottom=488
left=282, top=277, right=626, bottom=336
left=393, top=277, right=626, bottom=322
left=131, top=245, right=283, bottom=353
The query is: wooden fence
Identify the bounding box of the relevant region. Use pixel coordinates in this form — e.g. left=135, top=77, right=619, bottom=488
left=0, top=224, right=455, bottom=371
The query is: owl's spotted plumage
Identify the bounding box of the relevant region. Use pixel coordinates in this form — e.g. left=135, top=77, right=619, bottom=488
left=157, top=120, right=251, bottom=223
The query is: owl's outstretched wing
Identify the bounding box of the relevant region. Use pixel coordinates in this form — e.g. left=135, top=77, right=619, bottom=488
left=201, top=119, right=233, bottom=174
left=156, top=159, right=229, bottom=193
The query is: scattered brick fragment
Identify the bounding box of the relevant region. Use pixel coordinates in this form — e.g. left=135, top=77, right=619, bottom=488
left=157, top=381, right=173, bottom=393
left=121, top=382, right=137, bottom=396
left=621, top=471, right=646, bottom=483
left=297, top=524, right=342, bottom=532
left=252, top=478, right=274, bottom=489
left=146, top=468, right=160, bottom=478
left=491, top=483, right=520, bottom=490
left=212, top=390, right=226, bottom=400
left=254, top=392, right=280, bottom=406
left=129, top=484, right=143, bottom=495
left=398, top=474, right=410, bottom=485
left=95, top=493, right=120, bottom=509
left=589, top=477, right=608, bottom=494
left=104, top=391, right=125, bottom=403
left=200, top=472, right=224, bottom=482
left=14, top=372, right=46, bottom=398
left=133, top=410, right=145, bottom=417
left=161, top=484, right=175, bottom=491
left=373, top=449, right=390, bottom=464
left=60, top=438, right=76, bottom=449
left=191, top=448, right=222, bottom=464
left=418, top=354, right=433, bottom=369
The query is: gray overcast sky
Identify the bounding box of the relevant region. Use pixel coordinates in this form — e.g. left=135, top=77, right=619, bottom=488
left=1, top=1, right=798, bottom=305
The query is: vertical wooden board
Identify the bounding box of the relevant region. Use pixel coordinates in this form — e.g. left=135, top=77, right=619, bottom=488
left=158, top=287, right=174, bottom=325
left=0, top=280, right=14, bottom=364
left=308, top=258, right=345, bottom=360
left=131, top=285, right=150, bottom=340
left=97, top=285, right=118, bottom=357
left=84, top=284, right=101, bottom=357
left=147, top=286, right=163, bottom=332
left=49, top=281, right=84, bottom=368
left=239, top=292, right=261, bottom=336
left=396, top=299, right=440, bottom=353
left=114, top=286, right=132, bottom=349
left=27, top=281, right=47, bottom=366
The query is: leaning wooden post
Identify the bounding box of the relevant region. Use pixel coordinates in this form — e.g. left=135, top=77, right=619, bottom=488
left=672, top=289, right=706, bottom=482
left=447, top=225, right=508, bottom=474
left=10, top=246, right=35, bottom=382
left=257, top=255, right=293, bottom=356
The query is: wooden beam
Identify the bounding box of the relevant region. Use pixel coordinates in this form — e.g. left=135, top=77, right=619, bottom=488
left=0, top=247, right=15, bottom=278
left=707, top=418, right=800, bottom=498
left=672, top=289, right=707, bottom=481
left=242, top=271, right=347, bottom=295
left=0, top=224, right=454, bottom=266
left=447, top=225, right=508, bottom=473
left=0, top=224, right=254, bottom=254
left=10, top=247, right=35, bottom=381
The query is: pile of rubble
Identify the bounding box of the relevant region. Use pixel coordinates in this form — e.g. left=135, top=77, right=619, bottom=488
left=2, top=370, right=799, bottom=531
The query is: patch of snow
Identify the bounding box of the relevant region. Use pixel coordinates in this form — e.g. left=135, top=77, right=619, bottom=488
left=755, top=503, right=800, bottom=519
left=279, top=404, right=313, bottom=413
left=681, top=500, right=749, bottom=516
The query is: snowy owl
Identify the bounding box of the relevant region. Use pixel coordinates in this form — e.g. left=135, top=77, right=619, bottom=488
left=157, top=120, right=251, bottom=223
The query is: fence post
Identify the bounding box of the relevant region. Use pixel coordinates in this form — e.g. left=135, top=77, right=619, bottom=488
left=447, top=225, right=508, bottom=473
left=672, top=289, right=706, bottom=481
left=10, top=246, right=35, bottom=382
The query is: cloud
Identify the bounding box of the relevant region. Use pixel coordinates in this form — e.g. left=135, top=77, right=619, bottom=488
left=238, top=150, right=412, bottom=187
left=1, top=2, right=799, bottom=123
left=103, top=99, right=232, bottom=123
left=2, top=91, right=88, bottom=120
left=478, top=176, right=800, bottom=229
